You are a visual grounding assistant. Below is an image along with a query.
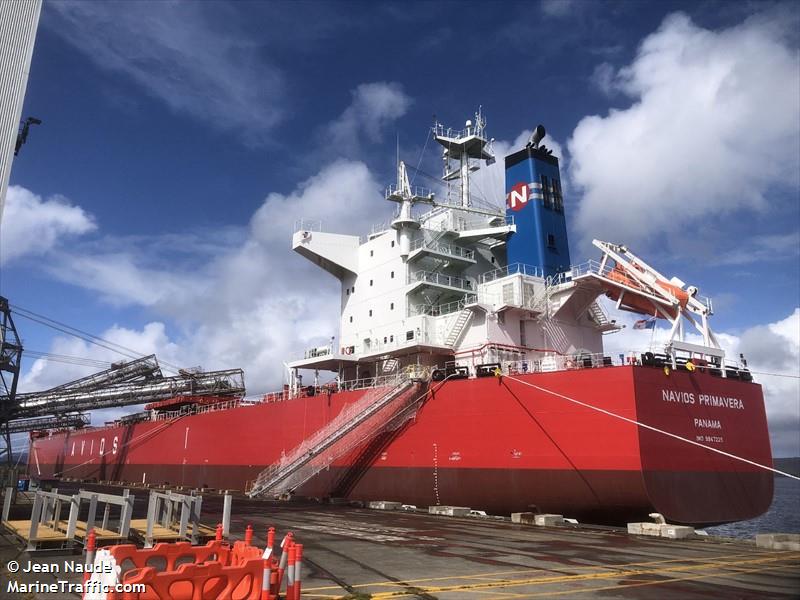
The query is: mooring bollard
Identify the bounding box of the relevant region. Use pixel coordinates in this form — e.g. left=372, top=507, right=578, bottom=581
left=245, top=523, right=254, bottom=546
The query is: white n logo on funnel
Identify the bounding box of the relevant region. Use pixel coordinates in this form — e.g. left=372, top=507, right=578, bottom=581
left=507, top=182, right=530, bottom=211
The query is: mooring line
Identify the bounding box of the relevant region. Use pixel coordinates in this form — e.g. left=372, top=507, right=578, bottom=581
left=503, top=375, right=800, bottom=481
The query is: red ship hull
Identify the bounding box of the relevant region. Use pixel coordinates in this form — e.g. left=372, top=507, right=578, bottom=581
left=28, top=366, right=773, bottom=525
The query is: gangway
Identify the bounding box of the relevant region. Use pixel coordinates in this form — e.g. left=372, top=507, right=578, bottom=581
left=248, top=371, right=429, bottom=498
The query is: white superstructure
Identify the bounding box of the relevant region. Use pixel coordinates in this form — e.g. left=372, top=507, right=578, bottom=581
left=288, top=112, right=614, bottom=388
left=288, top=111, right=730, bottom=391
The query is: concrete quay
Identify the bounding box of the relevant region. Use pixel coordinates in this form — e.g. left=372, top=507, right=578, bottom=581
left=1, top=483, right=798, bottom=599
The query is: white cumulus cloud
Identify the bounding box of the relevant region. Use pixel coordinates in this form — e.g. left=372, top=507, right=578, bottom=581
left=34, top=158, right=390, bottom=396
left=569, top=12, right=800, bottom=246
left=0, top=186, right=95, bottom=264
left=324, top=82, right=412, bottom=156
left=17, top=83, right=410, bottom=397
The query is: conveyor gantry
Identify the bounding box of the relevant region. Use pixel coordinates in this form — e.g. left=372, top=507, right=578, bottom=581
left=27, top=354, right=162, bottom=395
left=5, top=413, right=89, bottom=434
left=11, top=368, right=245, bottom=419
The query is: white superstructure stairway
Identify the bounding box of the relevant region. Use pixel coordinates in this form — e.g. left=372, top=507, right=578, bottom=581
left=248, top=375, right=427, bottom=498
left=587, top=301, right=619, bottom=332
left=445, top=308, right=472, bottom=346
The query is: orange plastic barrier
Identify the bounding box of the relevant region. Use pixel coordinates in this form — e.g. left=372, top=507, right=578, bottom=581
left=118, top=558, right=264, bottom=600
left=91, top=525, right=298, bottom=600
left=106, top=540, right=234, bottom=573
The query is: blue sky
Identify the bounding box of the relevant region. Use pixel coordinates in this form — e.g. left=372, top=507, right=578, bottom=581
left=1, top=0, right=798, bottom=455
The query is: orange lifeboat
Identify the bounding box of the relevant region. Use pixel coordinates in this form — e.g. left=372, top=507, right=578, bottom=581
left=603, top=264, right=689, bottom=319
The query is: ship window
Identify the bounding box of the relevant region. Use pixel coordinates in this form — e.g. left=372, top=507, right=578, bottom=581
left=541, top=174, right=551, bottom=208
left=390, top=271, right=395, bottom=279
left=369, top=309, right=373, bottom=317
left=491, top=256, right=496, bottom=264
left=390, top=302, right=394, bottom=310
left=391, top=240, right=395, bottom=247
left=406, top=330, right=414, bottom=341
left=547, top=233, right=556, bottom=248
left=384, top=336, right=388, bottom=343
left=370, top=250, right=374, bottom=257
left=553, top=178, right=563, bottom=212
left=352, top=286, right=355, bottom=293
left=346, top=289, right=350, bottom=296
left=370, top=279, right=373, bottom=286
left=390, top=335, right=394, bottom=342
left=523, top=283, right=536, bottom=306
left=502, top=283, right=514, bottom=305
left=349, top=316, right=353, bottom=323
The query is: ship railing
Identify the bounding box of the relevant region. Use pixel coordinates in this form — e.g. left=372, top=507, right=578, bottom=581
left=416, top=205, right=450, bottom=224
left=369, top=218, right=394, bottom=235
left=408, top=294, right=478, bottom=317
left=449, top=213, right=512, bottom=233
left=408, top=238, right=475, bottom=260
left=152, top=398, right=245, bottom=421
left=249, top=366, right=431, bottom=496
left=337, top=372, right=406, bottom=392
left=260, top=390, right=288, bottom=403
left=408, top=269, right=474, bottom=290
left=304, top=344, right=332, bottom=359
left=496, top=349, right=752, bottom=377
left=385, top=183, right=433, bottom=200
left=294, top=218, right=322, bottom=233
left=250, top=378, right=419, bottom=497
left=251, top=375, right=403, bottom=406
left=481, top=263, right=544, bottom=284
left=432, top=121, right=486, bottom=141
left=563, top=260, right=714, bottom=310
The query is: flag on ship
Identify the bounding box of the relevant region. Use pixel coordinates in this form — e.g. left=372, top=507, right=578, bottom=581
left=633, top=317, right=656, bottom=330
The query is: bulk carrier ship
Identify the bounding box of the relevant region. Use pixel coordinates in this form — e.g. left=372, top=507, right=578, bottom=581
left=27, top=111, right=773, bottom=526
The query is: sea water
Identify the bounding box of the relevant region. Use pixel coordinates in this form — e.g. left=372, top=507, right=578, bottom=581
left=703, top=477, right=800, bottom=538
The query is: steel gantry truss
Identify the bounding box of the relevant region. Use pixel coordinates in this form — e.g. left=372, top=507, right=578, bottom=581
left=0, top=297, right=23, bottom=463
left=0, top=298, right=247, bottom=460
left=5, top=413, right=90, bottom=434
left=11, top=368, right=246, bottom=419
